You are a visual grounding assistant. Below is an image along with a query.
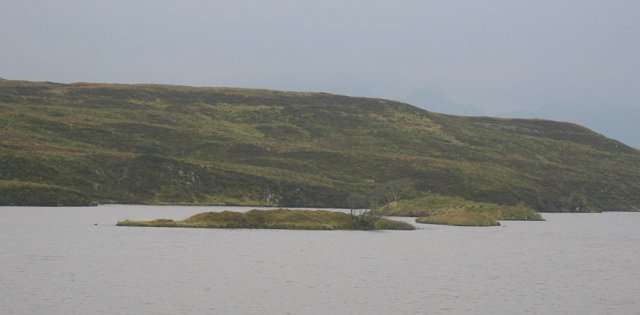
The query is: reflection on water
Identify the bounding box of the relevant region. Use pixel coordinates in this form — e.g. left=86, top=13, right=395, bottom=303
left=2, top=205, right=640, bottom=314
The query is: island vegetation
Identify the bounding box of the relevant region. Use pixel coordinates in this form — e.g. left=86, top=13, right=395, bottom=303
left=379, top=194, right=543, bottom=226
left=117, top=208, right=416, bottom=230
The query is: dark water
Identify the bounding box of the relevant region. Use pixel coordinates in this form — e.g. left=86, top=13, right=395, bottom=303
left=2, top=205, right=640, bottom=314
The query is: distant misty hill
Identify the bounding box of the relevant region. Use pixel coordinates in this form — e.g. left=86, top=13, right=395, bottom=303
left=501, top=105, right=640, bottom=149
left=1, top=79, right=639, bottom=211
left=399, top=87, right=639, bottom=149
left=399, top=87, right=485, bottom=117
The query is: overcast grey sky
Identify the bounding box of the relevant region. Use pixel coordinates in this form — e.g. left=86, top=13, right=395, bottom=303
left=1, top=1, right=639, bottom=146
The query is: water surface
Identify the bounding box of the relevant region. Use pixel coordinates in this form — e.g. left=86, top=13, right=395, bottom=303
left=2, top=205, right=640, bottom=314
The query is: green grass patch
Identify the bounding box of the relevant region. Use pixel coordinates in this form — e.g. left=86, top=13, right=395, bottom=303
left=380, top=193, right=543, bottom=226
left=117, top=209, right=415, bottom=230
left=416, top=210, right=500, bottom=226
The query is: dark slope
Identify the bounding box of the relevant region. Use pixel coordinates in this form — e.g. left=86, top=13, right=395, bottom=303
left=1, top=79, right=639, bottom=211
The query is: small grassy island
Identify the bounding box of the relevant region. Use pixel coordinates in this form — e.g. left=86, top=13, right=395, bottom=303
left=380, top=194, right=544, bottom=227
left=117, top=209, right=416, bottom=230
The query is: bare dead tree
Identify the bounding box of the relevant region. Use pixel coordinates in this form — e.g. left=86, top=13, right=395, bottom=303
left=386, top=178, right=414, bottom=203
left=374, top=178, right=415, bottom=210
left=346, top=193, right=367, bottom=217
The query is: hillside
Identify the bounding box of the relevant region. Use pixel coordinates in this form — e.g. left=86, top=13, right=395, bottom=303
left=1, top=79, right=639, bottom=211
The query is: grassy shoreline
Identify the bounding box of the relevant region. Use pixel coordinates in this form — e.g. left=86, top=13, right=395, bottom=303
left=117, top=209, right=416, bottom=230
left=380, top=194, right=544, bottom=226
